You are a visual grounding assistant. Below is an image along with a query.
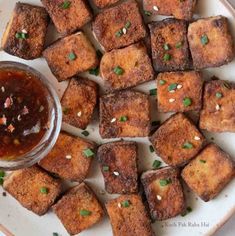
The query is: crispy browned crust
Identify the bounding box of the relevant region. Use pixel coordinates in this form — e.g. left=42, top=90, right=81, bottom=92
left=188, top=16, right=235, bottom=69
left=150, top=113, right=206, bottom=167
left=93, top=0, right=120, bottom=9
left=99, top=90, right=151, bottom=138
left=182, top=143, right=235, bottom=202
left=41, top=0, right=92, bottom=35
left=43, top=32, right=98, bottom=81
left=61, top=77, right=98, bottom=129
left=97, top=141, right=138, bottom=194
left=157, top=71, right=203, bottom=112
left=3, top=165, right=62, bottom=216
left=100, top=42, right=154, bottom=91
left=149, top=18, right=191, bottom=72
left=106, top=194, right=155, bottom=236
left=141, top=167, right=185, bottom=221
left=92, top=0, right=146, bottom=51
left=39, top=132, right=96, bottom=182
left=53, top=183, right=104, bottom=235
left=143, top=0, right=197, bottom=20
left=199, top=80, right=235, bottom=132
left=1, top=2, right=49, bottom=60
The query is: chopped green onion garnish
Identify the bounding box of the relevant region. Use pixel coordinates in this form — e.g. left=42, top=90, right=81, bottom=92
left=125, top=21, right=131, bottom=29
left=175, top=41, right=183, bottom=48
left=201, top=34, right=209, bottom=45
left=83, top=148, right=94, bottom=158
left=168, top=83, right=177, bottom=91
left=0, top=178, right=3, bottom=185
left=81, top=130, right=89, bottom=137
left=89, top=67, right=99, bottom=76
left=15, top=32, right=28, bottom=39
left=163, top=53, right=171, bottom=61
left=159, top=79, right=166, bottom=85
left=121, top=200, right=130, bottom=207
left=59, top=0, right=71, bottom=9
left=152, top=160, right=161, bottom=170
left=103, top=166, right=109, bottom=172
left=149, top=88, right=157, bottom=96
left=68, top=52, right=76, bottom=61
left=0, top=171, right=5, bottom=178
left=183, top=97, right=192, bottom=107
left=159, top=179, right=172, bottom=186
left=200, top=160, right=206, bottom=163
left=119, top=116, right=128, bottom=122
left=113, top=66, right=124, bottom=75
left=182, top=142, right=193, bottom=149
left=149, top=145, right=154, bottom=153
left=163, top=43, right=170, bottom=51
left=40, top=187, right=48, bottom=194
left=144, top=10, right=152, bottom=16
left=115, top=30, right=123, bottom=37
left=80, top=209, right=91, bottom=216
left=53, top=233, right=59, bottom=236
left=215, top=92, right=223, bottom=98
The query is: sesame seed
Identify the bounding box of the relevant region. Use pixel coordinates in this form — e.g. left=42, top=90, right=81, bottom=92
left=194, top=136, right=200, bottom=141
left=169, top=90, right=175, bottom=93
left=1, top=86, right=5, bottom=92
left=111, top=118, right=116, bottom=123
left=157, top=195, right=162, bottom=200
left=66, top=155, right=72, bottom=159
left=122, top=28, right=127, bottom=34
left=169, top=98, right=175, bottom=103
left=77, top=111, right=82, bottom=117
left=17, top=115, right=21, bottom=121
left=177, top=84, right=183, bottom=89
left=113, top=171, right=119, bottom=176
left=39, top=105, right=44, bottom=112
left=21, top=29, right=27, bottom=34
left=153, top=5, right=159, bottom=11
left=118, top=203, right=122, bottom=208
left=215, top=104, right=221, bottom=111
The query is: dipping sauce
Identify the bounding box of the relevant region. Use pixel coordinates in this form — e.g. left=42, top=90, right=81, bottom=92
left=0, top=68, right=49, bottom=160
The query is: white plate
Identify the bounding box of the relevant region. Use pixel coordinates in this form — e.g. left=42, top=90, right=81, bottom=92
left=0, top=0, right=235, bottom=236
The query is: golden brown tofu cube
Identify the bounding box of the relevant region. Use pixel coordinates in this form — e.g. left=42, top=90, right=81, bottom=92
left=99, top=90, right=151, bottom=138
left=93, top=0, right=120, bottom=9
left=188, top=16, right=234, bottom=69
left=1, top=2, right=49, bottom=60
left=43, top=32, right=98, bottom=81
left=143, top=0, right=197, bottom=20
left=97, top=141, right=138, bottom=194
left=39, top=132, right=96, bottom=181
left=106, top=194, right=154, bottom=236
left=150, top=113, right=205, bottom=166
left=182, top=144, right=235, bottom=202
left=3, top=166, right=62, bottom=216
left=92, top=0, right=146, bottom=51
left=149, top=18, right=191, bottom=72
left=157, top=71, right=203, bottom=112
left=61, top=77, right=98, bottom=129
left=41, top=0, right=92, bottom=35
left=100, top=42, right=154, bottom=91
left=199, top=80, right=235, bottom=132
left=53, top=183, right=104, bottom=235
left=141, top=167, right=185, bottom=221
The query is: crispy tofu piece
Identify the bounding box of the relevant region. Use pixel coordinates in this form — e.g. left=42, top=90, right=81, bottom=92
left=149, top=18, right=191, bottom=72
left=157, top=71, right=203, bottom=112
left=199, top=80, right=235, bottom=132
left=39, top=132, right=96, bottom=181
left=97, top=141, right=138, bottom=194
left=53, top=183, right=104, bottom=235
left=43, top=32, right=98, bottom=81
left=100, top=42, right=154, bottom=91
left=3, top=166, right=62, bottom=216
left=150, top=113, right=205, bottom=166
left=143, top=0, right=197, bottom=20
left=182, top=144, right=235, bottom=202
left=61, top=77, right=98, bottom=129
left=92, top=0, right=146, bottom=51
left=41, top=0, right=92, bottom=35
left=93, top=0, right=120, bottom=9
left=188, top=16, right=234, bottom=69
left=106, top=194, right=154, bottom=236
left=1, top=2, right=49, bottom=60
left=141, top=167, right=185, bottom=221
left=99, top=90, right=151, bottom=138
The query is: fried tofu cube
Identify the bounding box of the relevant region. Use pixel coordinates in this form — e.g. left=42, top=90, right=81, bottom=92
left=3, top=166, right=62, bottom=216
left=41, top=0, right=92, bottom=35
left=188, top=16, right=234, bottom=69
left=157, top=71, right=203, bottom=112
left=61, top=77, right=98, bottom=129
left=141, top=167, right=185, bottom=221
left=99, top=90, right=151, bottom=138
left=143, top=0, right=197, bottom=20
left=150, top=113, right=205, bottom=166
left=1, top=2, right=49, bottom=60
left=97, top=141, right=138, bottom=194
left=182, top=144, right=235, bottom=202
left=92, top=0, right=146, bottom=51
left=100, top=42, right=154, bottom=91
left=93, top=0, right=120, bottom=9
left=149, top=18, right=191, bottom=72
left=106, top=194, right=154, bottom=236
left=39, top=132, right=96, bottom=181
left=199, top=80, right=235, bottom=132
left=53, top=183, right=104, bottom=235
left=43, top=32, right=98, bottom=81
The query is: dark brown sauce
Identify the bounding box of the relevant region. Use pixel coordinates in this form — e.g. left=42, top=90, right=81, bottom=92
left=0, top=68, right=49, bottom=160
